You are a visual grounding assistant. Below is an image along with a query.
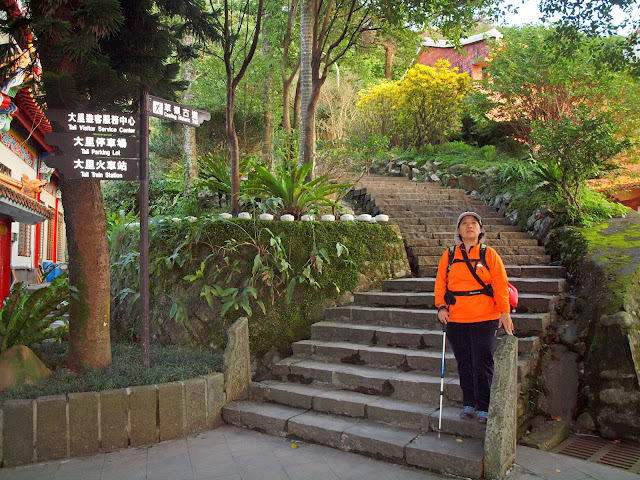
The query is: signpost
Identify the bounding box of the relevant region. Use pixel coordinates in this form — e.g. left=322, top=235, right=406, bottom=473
left=44, top=93, right=210, bottom=369
left=44, top=109, right=140, bottom=180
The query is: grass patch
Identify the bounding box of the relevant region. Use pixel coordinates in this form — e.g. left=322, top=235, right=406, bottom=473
left=0, top=342, right=223, bottom=402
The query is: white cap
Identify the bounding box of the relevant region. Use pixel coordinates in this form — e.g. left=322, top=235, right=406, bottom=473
left=455, top=211, right=486, bottom=245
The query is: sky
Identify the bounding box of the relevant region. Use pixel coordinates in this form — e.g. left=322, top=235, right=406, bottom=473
left=498, top=0, right=640, bottom=33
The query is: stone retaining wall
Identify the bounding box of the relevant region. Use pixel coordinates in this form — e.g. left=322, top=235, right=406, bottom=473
left=0, top=317, right=250, bottom=468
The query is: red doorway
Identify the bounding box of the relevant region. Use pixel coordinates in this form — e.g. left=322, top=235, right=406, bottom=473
left=0, top=215, right=11, bottom=301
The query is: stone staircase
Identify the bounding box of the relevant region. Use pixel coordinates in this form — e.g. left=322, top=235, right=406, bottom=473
left=222, top=175, right=565, bottom=479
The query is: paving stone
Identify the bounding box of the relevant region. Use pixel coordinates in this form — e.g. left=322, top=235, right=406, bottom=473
left=342, top=420, right=419, bottom=461
left=68, top=392, right=100, bottom=456
left=100, top=389, right=129, bottom=451
left=36, top=395, right=68, bottom=462
left=405, top=432, right=484, bottom=479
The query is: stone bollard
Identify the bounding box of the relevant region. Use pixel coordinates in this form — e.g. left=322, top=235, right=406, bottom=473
left=484, top=335, right=518, bottom=480
left=223, top=317, right=251, bottom=402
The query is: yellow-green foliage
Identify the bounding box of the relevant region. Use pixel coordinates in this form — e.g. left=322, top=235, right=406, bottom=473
left=356, top=60, right=471, bottom=148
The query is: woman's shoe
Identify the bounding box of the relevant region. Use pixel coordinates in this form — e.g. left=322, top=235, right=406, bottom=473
left=460, top=406, right=475, bottom=418
left=477, top=411, right=488, bottom=423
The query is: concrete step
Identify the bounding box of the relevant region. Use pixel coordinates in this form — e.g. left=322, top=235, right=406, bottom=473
left=324, top=307, right=552, bottom=335
left=222, top=401, right=484, bottom=478
left=247, top=381, right=487, bottom=440
left=381, top=277, right=566, bottom=295
left=353, top=290, right=556, bottom=313
left=391, top=218, right=515, bottom=228
left=271, top=358, right=462, bottom=405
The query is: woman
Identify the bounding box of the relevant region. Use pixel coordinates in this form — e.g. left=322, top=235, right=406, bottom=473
left=434, top=211, right=514, bottom=423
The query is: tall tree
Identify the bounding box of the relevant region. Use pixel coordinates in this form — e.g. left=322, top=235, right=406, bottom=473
left=183, top=34, right=199, bottom=190
left=29, top=0, right=219, bottom=371
left=212, top=0, right=265, bottom=215
left=298, top=0, right=501, bottom=168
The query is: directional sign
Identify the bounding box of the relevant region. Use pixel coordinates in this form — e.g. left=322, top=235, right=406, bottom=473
left=147, top=95, right=211, bottom=126
left=45, top=108, right=140, bottom=181
left=43, top=156, right=139, bottom=181
left=46, top=109, right=140, bottom=135
left=45, top=132, right=140, bottom=159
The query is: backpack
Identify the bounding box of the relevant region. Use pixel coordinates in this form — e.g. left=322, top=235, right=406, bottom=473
left=446, top=244, right=518, bottom=311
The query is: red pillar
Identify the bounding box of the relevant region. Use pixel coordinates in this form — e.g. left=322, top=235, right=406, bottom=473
left=0, top=215, right=11, bottom=301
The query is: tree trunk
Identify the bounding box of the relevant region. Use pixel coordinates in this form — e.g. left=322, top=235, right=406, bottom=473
left=261, top=14, right=274, bottom=166
left=293, top=78, right=301, bottom=131
left=61, top=178, right=112, bottom=371
left=226, top=80, right=241, bottom=215
left=383, top=42, right=395, bottom=79
left=298, top=0, right=314, bottom=167
left=183, top=34, right=198, bottom=189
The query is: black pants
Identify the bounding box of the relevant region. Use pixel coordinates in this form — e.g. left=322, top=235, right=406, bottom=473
left=447, top=319, right=498, bottom=412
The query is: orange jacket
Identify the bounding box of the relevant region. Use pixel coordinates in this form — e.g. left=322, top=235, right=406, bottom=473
left=434, top=244, right=510, bottom=323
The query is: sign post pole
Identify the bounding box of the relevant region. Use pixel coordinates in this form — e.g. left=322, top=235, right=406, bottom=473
left=139, top=90, right=150, bottom=369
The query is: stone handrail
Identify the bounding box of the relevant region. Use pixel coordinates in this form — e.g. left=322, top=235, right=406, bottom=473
left=0, top=317, right=250, bottom=468
left=484, top=335, right=518, bottom=479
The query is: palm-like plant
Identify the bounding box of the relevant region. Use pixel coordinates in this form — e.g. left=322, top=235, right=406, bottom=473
left=0, top=274, right=71, bottom=353
left=245, top=163, right=352, bottom=218
left=197, top=155, right=254, bottom=197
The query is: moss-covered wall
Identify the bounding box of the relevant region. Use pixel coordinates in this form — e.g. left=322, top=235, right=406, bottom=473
left=566, top=214, right=640, bottom=441
left=109, top=218, right=410, bottom=365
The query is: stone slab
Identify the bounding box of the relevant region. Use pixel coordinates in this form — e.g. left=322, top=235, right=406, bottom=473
left=100, top=388, right=129, bottom=451
left=222, top=401, right=304, bottom=435
left=313, top=389, right=372, bottom=417
left=205, top=373, right=225, bottom=427
left=3, top=399, right=34, bottom=467
left=158, top=381, right=185, bottom=441
left=36, top=395, right=67, bottom=462
left=366, top=397, right=433, bottom=429
left=520, top=420, right=569, bottom=451
left=342, top=420, right=419, bottom=461
left=288, top=410, right=357, bottom=448
left=265, top=382, right=325, bottom=409
left=427, top=406, right=486, bottom=439
left=223, top=317, right=251, bottom=402
left=184, top=377, right=207, bottom=434
left=405, top=432, right=484, bottom=479
left=129, top=385, right=157, bottom=447
left=68, top=392, right=100, bottom=456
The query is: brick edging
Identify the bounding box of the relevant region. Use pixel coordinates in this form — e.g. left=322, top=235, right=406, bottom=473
left=0, top=317, right=251, bottom=468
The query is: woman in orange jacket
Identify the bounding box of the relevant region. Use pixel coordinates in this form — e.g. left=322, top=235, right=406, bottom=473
left=434, top=211, right=514, bottom=423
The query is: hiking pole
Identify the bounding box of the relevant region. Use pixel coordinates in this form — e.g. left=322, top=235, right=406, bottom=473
left=438, top=321, right=447, bottom=439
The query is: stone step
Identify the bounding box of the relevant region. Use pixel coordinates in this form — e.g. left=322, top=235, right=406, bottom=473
left=416, top=254, right=551, bottom=267
left=353, top=291, right=555, bottom=313
left=293, top=337, right=537, bottom=372
left=407, top=245, right=546, bottom=257
left=390, top=217, right=514, bottom=227
left=222, top=401, right=484, bottom=478
left=247, top=381, right=487, bottom=440
left=382, top=277, right=566, bottom=295
left=403, top=237, right=539, bottom=247
left=271, top=358, right=462, bottom=405
left=324, top=308, right=552, bottom=336
left=292, top=340, right=459, bottom=374
left=417, top=264, right=566, bottom=278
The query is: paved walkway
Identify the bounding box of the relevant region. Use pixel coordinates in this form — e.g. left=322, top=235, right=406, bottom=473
left=0, top=425, right=636, bottom=480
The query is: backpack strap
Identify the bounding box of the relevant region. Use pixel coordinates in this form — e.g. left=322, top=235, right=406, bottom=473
left=447, top=245, right=456, bottom=273
left=445, top=244, right=494, bottom=302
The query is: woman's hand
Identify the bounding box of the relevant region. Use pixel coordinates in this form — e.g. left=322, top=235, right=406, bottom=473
left=499, top=312, right=514, bottom=335
left=437, top=306, right=449, bottom=324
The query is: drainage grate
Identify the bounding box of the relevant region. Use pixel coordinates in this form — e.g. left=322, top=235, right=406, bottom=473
left=552, top=435, right=640, bottom=474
